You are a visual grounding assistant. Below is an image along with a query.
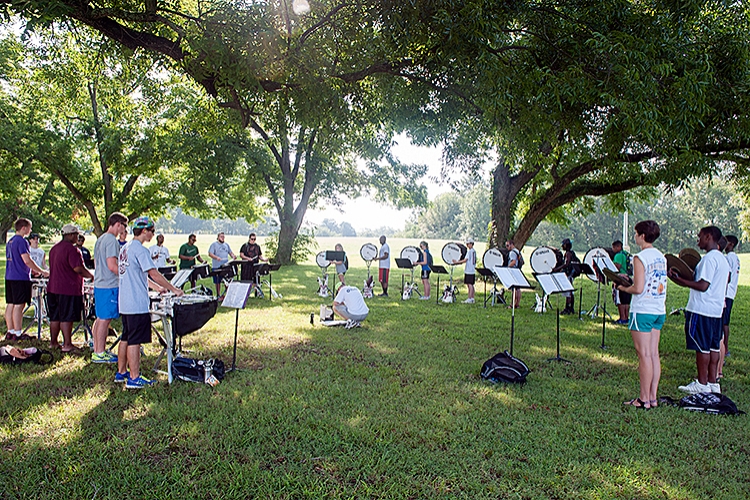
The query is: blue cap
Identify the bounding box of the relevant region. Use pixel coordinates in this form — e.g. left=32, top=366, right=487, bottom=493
left=133, top=216, right=155, bottom=230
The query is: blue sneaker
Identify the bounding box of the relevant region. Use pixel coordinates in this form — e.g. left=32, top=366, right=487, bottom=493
left=114, top=371, right=129, bottom=383
left=125, top=375, right=155, bottom=390
left=92, top=351, right=118, bottom=364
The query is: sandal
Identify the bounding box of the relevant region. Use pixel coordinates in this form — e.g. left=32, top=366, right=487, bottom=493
left=623, top=398, right=651, bottom=410
left=649, top=399, right=658, bottom=408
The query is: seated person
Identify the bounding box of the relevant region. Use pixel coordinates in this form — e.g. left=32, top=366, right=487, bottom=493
left=332, top=285, right=369, bottom=328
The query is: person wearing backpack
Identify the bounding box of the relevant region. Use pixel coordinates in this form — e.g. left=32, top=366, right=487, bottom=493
left=415, top=241, right=432, bottom=300
left=553, top=238, right=580, bottom=314
left=612, top=240, right=633, bottom=324
left=332, top=243, right=349, bottom=290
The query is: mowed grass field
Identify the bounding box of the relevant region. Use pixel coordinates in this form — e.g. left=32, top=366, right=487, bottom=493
left=1, top=235, right=749, bottom=499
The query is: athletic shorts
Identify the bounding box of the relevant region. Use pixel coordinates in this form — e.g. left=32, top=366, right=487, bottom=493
left=613, top=288, right=632, bottom=305
left=5, top=280, right=32, bottom=305
left=94, top=288, right=119, bottom=320
left=212, top=274, right=222, bottom=284
left=47, top=293, right=83, bottom=323
left=121, top=313, right=152, bottom=345
left=333, top=304, right=368, bottom=322
left=379, top=268, right=389, bottom=283
left=421, top=269, right=431, bottom=280
left=685, top=311, right=723, bottom=354
left=628, top=313, right=665, bottom=333
left=723, top=298, right=734, bottom=326
left=464, top=273, right=476, bottom=285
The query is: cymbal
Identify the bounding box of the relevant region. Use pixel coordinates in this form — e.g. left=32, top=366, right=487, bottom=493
left=678, top=248, right=701, bottom=270
left=602, top=268, right=632, bottom=287
left=666, top=254, right=694, bottom=282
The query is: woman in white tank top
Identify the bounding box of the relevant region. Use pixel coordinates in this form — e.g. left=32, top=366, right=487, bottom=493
left=615, top=220, right=667, bottom=410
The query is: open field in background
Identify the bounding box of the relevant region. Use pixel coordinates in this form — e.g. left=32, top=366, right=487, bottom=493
left=1, top=238, right=749, bottom=498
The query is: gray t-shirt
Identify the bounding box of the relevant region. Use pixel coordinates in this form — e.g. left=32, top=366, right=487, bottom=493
left=209, top=241, right=233, bottom=269
left=94, top=232, right=121, bottom=289
left=118, top=239, right=155, bottom=315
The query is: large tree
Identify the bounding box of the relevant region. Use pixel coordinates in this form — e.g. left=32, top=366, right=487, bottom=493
left=2, top=0, right=428, bottom=262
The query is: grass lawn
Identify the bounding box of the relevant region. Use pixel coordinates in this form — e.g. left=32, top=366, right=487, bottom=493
left=1, top=239, right=749, bottom=499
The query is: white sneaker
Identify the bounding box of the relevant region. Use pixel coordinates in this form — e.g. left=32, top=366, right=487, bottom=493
left=708, top=382, right=721, bottom=394
left=463, top=298, right=475, bottom=304
left=419, top=296, right=431, bottom=300
left=678, top=379, right=711, bottom=394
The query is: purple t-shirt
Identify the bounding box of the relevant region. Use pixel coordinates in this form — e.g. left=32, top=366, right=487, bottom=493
left=48, top=240, right=85, bottom=296
left=5, top=235, right=31, bottom=281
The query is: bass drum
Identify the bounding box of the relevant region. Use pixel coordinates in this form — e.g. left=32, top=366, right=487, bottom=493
left=315, top=251, right=330, bottom=268
left=400, top=246, right=422, bottom=265
left=482, top=247, right=505, bottom=271
left=583, top=247, right=611, bottom=282
left=530, top=246, right=563, bottom=274
left=442, top=242, right=467, bottom=265
left=360, top=243, right=378, bottom=262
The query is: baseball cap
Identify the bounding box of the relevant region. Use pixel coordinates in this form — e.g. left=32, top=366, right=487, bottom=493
left=466, top=237, right=474, bottom=244
left=28, top=233, right=40, bottom=240
left=133, top=216, right=155, bottom=230
left=62, top=224, right=82, bottom=235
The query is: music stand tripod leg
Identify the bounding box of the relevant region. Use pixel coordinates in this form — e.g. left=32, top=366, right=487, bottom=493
left=547, top=295, right=572, bottom=363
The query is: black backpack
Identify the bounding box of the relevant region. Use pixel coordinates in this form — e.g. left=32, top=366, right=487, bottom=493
left=172, top=357, right=226, bottom=384
left=668, top=393, right=744, bottom=415
left=480, top=351, right=530, bottom=384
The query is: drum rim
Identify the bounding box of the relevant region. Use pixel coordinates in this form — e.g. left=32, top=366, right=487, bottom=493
left=583, top=247, right=611, bottom=282
left=315, top=251, right=330, bottom=268
left=482, top=247, right=505, bottom=268
left=441, top=241, right=467, bottom=265
left=360, top=243, right=378, bottom=261
left=400, top=245, right=421, bottom=264
left=529, top=245, right=561, bottom=274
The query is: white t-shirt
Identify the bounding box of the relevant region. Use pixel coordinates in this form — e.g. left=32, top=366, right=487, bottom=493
left=379, top=243, right=390, bottom=269
left=118, top=239, right=156, bottom=315
left=465, top=248, right=476, bottom=274
left=334, top=286, right=369, bottom=316
left=630, top=247, right=667, bottom=315
left=686, top=249, right=730, bottom=318
left=29, top=247, right=45, bottom=269
left=149, top=244, right=171, bottom=268
left=725, top=251, right=740, bottom=300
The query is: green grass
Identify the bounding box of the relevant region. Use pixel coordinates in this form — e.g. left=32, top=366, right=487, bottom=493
left=1, top=249, right=749, bottom=499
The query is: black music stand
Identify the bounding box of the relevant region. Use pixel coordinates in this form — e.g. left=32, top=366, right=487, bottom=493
left=586, top=254, right=617, bottom=320
left=325, top=251, right=345, bottom=262
left=537, top=273, right=575, bottom=363
left=255, top=263, right=282, bottom=300
left=158, top=265, right=177, bottom=281
left=396, top=258, right=420, bottom=300
left=188, top=264, right=210, bottom=289
left=569, top=263, right=593, bottom=321
left=494, top=268, right=534, bottom=356
left=477, top=268, right=504, bottom=308
left=430, top=265, right=449, bottom=304
left=221, top=282, right=253, bottom=373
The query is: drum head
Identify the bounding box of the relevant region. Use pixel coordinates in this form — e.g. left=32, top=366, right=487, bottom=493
left=442, top=242, right=467, bottom=265
left=583, top=247, right=611, bottom=282
left=315, top=251, right=330, bottom=268
left=530, top=246, right=562, bottom=274
left=482, top=248, right=505, bottom=269
left=400, top=246, right=422, bottom=265
left=360, top=243, right=378, bottom=262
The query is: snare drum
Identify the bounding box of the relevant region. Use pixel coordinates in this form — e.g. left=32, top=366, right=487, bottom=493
left=530, top=246, right=563, bottom=274
left=583, top=247, right=612, bottom=282
left=442, top=242, right=467, bottom=265
left=400, top=246, right=422, bottom=265
left=482, top=248, right=505, bottom=270
left=360, top=243, right=378, bottom=262
left=316, top=251, right=330, bottom=268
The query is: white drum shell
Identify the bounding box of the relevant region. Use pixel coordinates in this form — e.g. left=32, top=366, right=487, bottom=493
left=316, top=251, right=330, bottom=268
left=482, top=248, right=505, bottom=269
left=530, top=246, right=562, bottom=274
left=442, top=242, right=467, bottom=265
left=360, top=243, right=378, bottom=261
left=400, top=246, right=422, bottom=265
left=583, top=247, right=610, bottom=282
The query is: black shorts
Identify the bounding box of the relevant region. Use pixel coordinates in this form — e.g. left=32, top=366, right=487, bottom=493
left=464, top=273, right=476, bottom=285
left=47, top=293, right=83, bottom=323
left=723, top=298, right=734, bottom=326
left=5, top=280, right=32, bottom=305
left=421, top=269, right=431, bottom=280
left=121, top=313, right=153, bottom=345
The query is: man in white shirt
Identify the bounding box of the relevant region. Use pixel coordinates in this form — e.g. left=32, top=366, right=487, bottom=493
left=720, top=235, right=740, bottom=376
left=374, top=235, right=390, bottom=297
left=669, top=226, right=730, bottom=394
left=150, top=234, right=174, bottom=268
left=333, top=285, right=369, bottom=329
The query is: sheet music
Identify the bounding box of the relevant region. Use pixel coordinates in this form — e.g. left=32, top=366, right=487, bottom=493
left=221, top=282, right=252, bottom=309
left=536, top=273, right=575, bottom=294
left=494, top=266, right=533, bottom=288
left=592, top=254, right=618, bottom=273
left=171, top=269, right=193, bottom=288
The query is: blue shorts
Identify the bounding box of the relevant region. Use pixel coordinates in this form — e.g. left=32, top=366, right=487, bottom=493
left=94, top=287, right=119, bottom=320
left=685, top=311, right=722, bottom=354
left=723, top=298, right=734, bottom=326
left=628, top=313, right=665, bottom=333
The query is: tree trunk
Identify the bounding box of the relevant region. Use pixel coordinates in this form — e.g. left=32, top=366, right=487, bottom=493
left=489, top=161, right=515, bottom=249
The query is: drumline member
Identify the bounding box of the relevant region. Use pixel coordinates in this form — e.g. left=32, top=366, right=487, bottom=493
left=669, top=226, right=729, bottom=395
left=47, top=224, right=94, bottom=353
left=117, top=225, right=128, bottom=247
left=92, top=212, right=129, bottom=364
left=612, top=240, right=632, bottom=325
left=116, top=216, right=184, bottom=389
left=332, top=285, right=369, bottom=329
left=615, top=220, right=667, bottom=410
left=208, top=232, right=236, bottom=297
left=332, top=243, right=348, bottom=289
left=239, top=233, right=267, bottom=283
left=720, top=235, right=739, bottom=377
left=374, top=235, right=390, bottom=297
left=505, top=240, right=522, bottom=308
left=5, top=218, right=48, bottom=340
left=454, top=238, right=476, bottom=304
left=28, top=233, right=46, bottom=275
left=414, top=241, right=432, bottom=300
left=178, top=234, right=206, bottom=288
left=149, top=233, right=175, bottom=268
left=553, top=238, right=580, bottom=315
left=77, top=234, right=94, bottom=269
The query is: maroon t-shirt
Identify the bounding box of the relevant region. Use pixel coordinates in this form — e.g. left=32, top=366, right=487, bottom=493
left=48, top=240, right=85, bottom=296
